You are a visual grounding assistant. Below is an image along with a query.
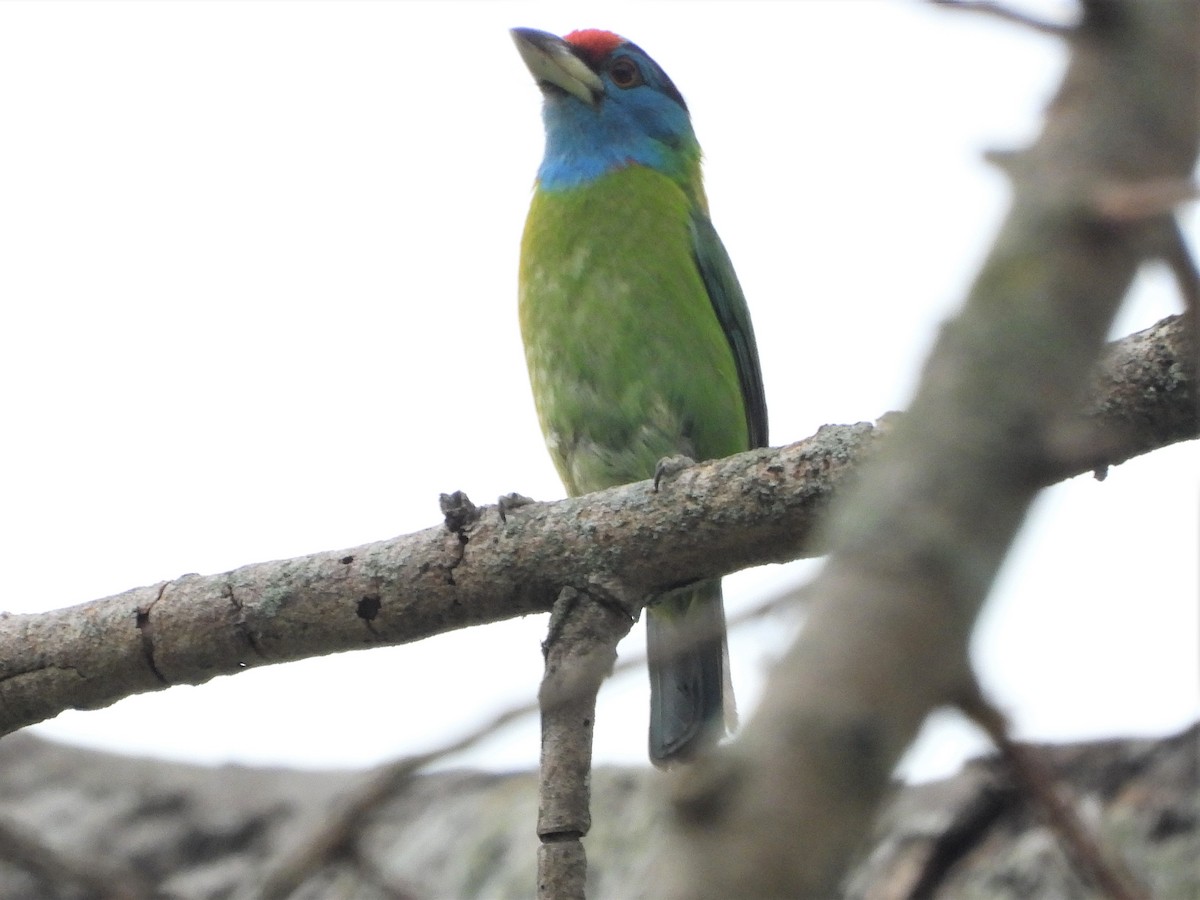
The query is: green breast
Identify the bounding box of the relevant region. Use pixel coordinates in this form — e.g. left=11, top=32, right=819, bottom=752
left=519, top=166, right=749, bottom=496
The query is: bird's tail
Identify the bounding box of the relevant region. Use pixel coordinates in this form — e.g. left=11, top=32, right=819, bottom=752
left=646, top=578, right=734, bottom=766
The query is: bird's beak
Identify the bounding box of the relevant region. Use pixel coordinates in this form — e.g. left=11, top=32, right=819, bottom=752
left=511, top=27, right=604, bottom=107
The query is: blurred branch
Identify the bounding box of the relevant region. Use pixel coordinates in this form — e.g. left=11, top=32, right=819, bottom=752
left=931, top=0, right=1076, bottom=36
left=255, top=699, right=534, bottom=900
left=0, top=313, right=1194, bottom=738
left=661, top=0, right=1198, bottom=896
left=0, top=813, right=154, bottom=900
left=1159, top=218, right=1200, bottom=368
left=960, top=688, right=1148, bottom=900
left=1082, top=312, right=1198, bottom=475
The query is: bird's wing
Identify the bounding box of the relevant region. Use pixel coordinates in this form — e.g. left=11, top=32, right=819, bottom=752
left=690, top=211, right=769, bottom=449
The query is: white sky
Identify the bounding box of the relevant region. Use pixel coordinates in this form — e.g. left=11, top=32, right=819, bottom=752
left=1, top=1, right=1196, bottom=782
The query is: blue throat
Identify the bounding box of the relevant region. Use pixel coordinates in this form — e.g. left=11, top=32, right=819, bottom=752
left=536, top=85, right=696, bottom=192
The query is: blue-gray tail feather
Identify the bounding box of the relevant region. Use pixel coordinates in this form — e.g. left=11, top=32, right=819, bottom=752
left=646, top=578, right=731, bottom=766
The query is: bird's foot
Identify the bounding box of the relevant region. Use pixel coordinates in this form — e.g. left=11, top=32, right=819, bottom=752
left=653, top=455, right=696, bottom=492
left=497, top=492, right=535, bottom=523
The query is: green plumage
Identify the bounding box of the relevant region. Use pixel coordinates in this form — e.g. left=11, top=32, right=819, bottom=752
left=520, top=167, right=749, bottom=491
left=512, top=25, right=766, bottom=764
left=520, top=166, right=755, bottom=763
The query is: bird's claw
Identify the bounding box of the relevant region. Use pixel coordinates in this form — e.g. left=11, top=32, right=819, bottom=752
left=653, top=455, right=696, bottom=492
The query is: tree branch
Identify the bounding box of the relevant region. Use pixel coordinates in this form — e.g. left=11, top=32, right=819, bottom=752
left=660, top=0, right=1198, bottom=896
left=931, top=0, right=1076, bottom=37
left=0, top=313, right=1193, bottom=739
left=536, top=585, right=634, bottom=899
left=0, top=812, right=154, bottom=900
left=959, top=688, right=1148, bottom=900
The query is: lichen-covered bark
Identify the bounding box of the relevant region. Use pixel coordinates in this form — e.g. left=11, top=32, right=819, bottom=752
left=0, top=314, right=1193, bottom=738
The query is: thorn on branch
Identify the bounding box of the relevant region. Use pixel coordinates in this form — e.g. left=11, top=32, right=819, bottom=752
left=930, top=0, right=1076, bottom=38
left=982, top=147, right=1023, bottom=173
left=497, top=491, right=535, bottom=523
left=438, top=490, right=480, bottom=535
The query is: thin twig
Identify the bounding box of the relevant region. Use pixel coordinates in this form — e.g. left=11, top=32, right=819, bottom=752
left=253, top=582, right=805, bottom=898
left=959, top=688, right=1149, bottom=900
left=0, top=814, right=154, bottom=900
left=256, top=701, right=534, bottom=900
left=1160, top=217, right=1200, bottom=323
left=930, top=0, right=1076, bottom=37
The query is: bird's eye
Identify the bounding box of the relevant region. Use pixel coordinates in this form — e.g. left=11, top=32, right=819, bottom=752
left=608, top=56, right=643, bottom=89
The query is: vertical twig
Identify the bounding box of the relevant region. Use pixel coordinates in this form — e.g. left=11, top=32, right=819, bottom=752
left=537, top=585, right=636, bottom=899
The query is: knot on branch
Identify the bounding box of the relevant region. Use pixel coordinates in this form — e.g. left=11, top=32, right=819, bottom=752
left=439, top=490, right=480, bottom=536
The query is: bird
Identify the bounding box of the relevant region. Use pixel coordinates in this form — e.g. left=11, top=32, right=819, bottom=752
left=511, top=27, right=768, bottom=766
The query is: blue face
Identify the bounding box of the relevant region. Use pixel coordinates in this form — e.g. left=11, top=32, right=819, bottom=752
left=537, top=44, right=697, bottom=191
